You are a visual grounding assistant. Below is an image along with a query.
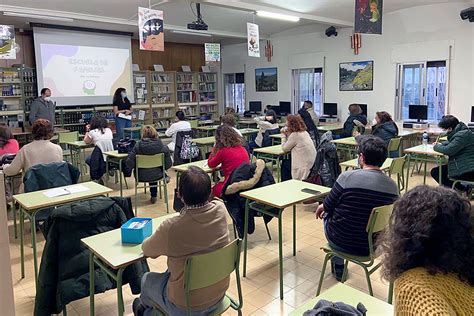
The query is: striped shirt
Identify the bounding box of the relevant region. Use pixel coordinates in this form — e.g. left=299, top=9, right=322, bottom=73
left=323, top=169, right=399, bottom=256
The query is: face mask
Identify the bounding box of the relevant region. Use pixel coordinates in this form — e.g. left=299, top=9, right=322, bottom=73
left=44, top=96, right=51, bottom=102
left=121, top=92, right=127, bottom=98
left=372, top=118, right=378, bottom=125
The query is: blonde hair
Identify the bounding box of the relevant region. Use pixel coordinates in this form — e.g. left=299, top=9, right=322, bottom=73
left=141, top=125, right=158, bottom=139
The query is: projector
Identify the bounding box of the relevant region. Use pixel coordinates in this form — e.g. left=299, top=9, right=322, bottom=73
left=187, top=3, right=208, bottom=31
left=460, top=7, right=474, bottom=22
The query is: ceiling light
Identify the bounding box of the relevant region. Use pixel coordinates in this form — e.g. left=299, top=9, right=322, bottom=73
left=3, top=12, right=74, bottom=22
left=171, top=30, right=213, bottom=37
left=256, top=11, right=300, bottom=22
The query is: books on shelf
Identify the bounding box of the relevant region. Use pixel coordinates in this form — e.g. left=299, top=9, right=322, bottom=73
left=199, top=73, right=217, bottom=82
left=151, top=73, right=172, bottom=83
left=153, top=108, right=173, bottom=120
left=178, top=91, right=197, bottom=103
left=155, top=119, right=171, bottom=129
left=177, top=73, right=195, bottom=83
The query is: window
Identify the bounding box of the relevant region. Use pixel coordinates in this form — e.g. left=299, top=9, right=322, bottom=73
left=395, top=61, right=447, bottom=121
left=291, top=68, right=323, bottom=115
left=224, top=73, right=245, bottom=113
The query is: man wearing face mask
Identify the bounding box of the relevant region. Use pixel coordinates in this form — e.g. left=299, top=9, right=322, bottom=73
left=29, top=88, right=56, bottom=126
left=431, top=115, right=474, bottom=189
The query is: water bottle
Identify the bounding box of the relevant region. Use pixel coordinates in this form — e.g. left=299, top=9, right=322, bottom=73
left=422, top=132, right=429, bottom=146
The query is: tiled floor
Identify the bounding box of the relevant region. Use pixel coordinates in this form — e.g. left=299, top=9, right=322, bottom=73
left=7, top=162, right=439, bottom=316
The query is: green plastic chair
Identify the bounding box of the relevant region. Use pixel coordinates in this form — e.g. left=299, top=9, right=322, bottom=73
left=134, top=153, right=168, bottom=215
left=189, top=120, right=199, bottom=129
left=316, top=204, right=393, bottom=297
left=152, top=239, right=244, bottom=316
left=388, top=155, right=406, bottom=194
left=387, top=137, right=402, bottom=157
left=58, top=131, right=79, bottom=161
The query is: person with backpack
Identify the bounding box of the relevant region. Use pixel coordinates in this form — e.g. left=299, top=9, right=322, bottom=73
left=165, top=111, right=191, bottom=152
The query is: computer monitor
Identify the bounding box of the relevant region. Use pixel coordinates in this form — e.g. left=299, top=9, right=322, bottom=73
left=409, top=105, right=428, bottom=122
left=323, top=103, right=338, bottom=117
left=358, top=104, right=368, bottom=116
left=268, top=105, right=281, bottom=117
left=249, top=101, right=262, bottom=113
left=279, top=101, right=291, bottom=116
left=471, top=106, right=474, bottom=123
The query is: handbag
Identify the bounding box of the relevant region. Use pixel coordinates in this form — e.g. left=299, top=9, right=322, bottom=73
left=117, top=138, right=136, bottom=154
left=173, top=188, right=185, bottom=212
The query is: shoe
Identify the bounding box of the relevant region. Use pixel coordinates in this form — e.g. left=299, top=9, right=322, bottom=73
left=165, top=176, right=171, bottom=184
left=150, top=197, right=157, bottom=204
left=132, top=298, right=145, bottom=316
left=108, top=169, right=115, bottom=177
left=331, top=261, right=345, bottom=282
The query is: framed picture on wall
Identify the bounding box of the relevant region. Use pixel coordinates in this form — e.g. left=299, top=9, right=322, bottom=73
left=339, top=61, right=374, bottom=91
left=255, top=67, right=278, bottom=92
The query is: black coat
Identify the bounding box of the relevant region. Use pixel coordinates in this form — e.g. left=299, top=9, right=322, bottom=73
left=299, top=107, right=321, bottom=148
left=342, top=114, right=368, bottom=138
left=88, top=146, right=106, bottom=181
left=371, top=121, right=399, bottom=144
left=221, top=160, right=278, bottom=238
left=34, top=197, right=149, bottom=316
left=126, top=138, right=172, bottom=182
left=24, top=162, right=80, bottom=193
left=312, top=132, right=341, bottom=188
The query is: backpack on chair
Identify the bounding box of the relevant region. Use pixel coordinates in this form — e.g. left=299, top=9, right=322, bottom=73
left=179, top=134, right=200, bottom=160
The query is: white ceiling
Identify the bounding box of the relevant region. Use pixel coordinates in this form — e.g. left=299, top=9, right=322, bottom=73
left=0, top=0, right=470, bottom=44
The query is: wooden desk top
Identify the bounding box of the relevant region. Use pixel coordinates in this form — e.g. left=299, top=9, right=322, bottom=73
left=340, top=158, right=393, bottom=171
left=318, top=125, right=343, bottom=131
left=103, top=150, right=129, bottom=159
left=240, top=179, right=330, bottom=209
left=64, top=140, right=94, bottom=148
left=238, top=128, right=259, bottom=135
left=332, top=137, right=358, bottom=146
left=193, top=136, right=215, bottom=145
left=253, top=145, right=286, bottom=156
left=123, top=127, right=142, bottom=132
left=404, top=144, right=444, bottom=156
left=171, top=159, right=220, bottom=173
left=195, top=125, right=219, bottom=131
left=13, top=181, right=113, bottom=211
left=270, top=133, right=284, bottom=139
left=81, top=213, right=178, bottom=269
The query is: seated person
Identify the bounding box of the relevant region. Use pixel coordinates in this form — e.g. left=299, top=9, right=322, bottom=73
left=303, top=100, right=319, bottom=127
left=3, top=119, right=63, bottom=177
left=341, top=104, right=368, bottom=138
left=315, top=135, right=399, bottom=280
left=84, top=115, right=114, bottom=163
left=431, top=115, right=474, bottom=189
left=224, top=107, right=236, bottom=116
left=220, top=114, right=243, bottom=137
left=370, top=111, right=399, bottom=144
left=249, top=109, right=279, bottom=151
left=0, top=125, right=19, bottom=156
left=134, top=166, right=230, bottom=316
left=165, top=111, right=191, bottom=152
left=280, top=115, right=316, bottom=181
left=126, top=125, right=172, bottom=204
left=381, top=185, right=474, bottom=315
left=208, top=126, right=249, bottom=198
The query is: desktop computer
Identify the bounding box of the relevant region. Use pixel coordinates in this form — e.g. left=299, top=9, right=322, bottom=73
left=279, top=101, right=291, bottom=116
left=403, top=105, right=429, bottom=129
left=358, top=104, right=368, bottom=117
left=249, top=101, right=262, bottom=114
left=320, top=102, right=339, bottom=123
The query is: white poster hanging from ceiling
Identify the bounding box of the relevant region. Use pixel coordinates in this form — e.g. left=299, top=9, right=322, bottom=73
left=205, top=43, right=221, bottom=62
left=0, top=25, right=16, bottom=59
left=247, top=23, right=260, bottom=58
left=138, top=7, right=164, bottom=51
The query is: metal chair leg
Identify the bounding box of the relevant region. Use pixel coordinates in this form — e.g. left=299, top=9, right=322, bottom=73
left=264, top=220, right=272, bottom=241
left=316, top=253, right=331, bottom=296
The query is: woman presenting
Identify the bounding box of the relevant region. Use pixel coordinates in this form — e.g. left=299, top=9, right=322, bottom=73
left=112, top=87, right=132, bottom=139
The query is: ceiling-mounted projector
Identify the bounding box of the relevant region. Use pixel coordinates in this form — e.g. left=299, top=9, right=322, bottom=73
left=187, top=3, right=208, bottom=31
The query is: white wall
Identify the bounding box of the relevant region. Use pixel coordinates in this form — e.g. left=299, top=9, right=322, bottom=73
left=221, top=2, right=474, bottom=122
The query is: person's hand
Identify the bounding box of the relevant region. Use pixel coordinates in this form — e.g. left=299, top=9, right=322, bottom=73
left=85, top=124, right=91, bottom=132
left=353, top=131, right=361, bottom=137
left=432, top=142, right=440, bottom=146
left=125, top=110, right=131, bottom=115
left=265, top=116, right=273, bottom=121
left=315, top=204, right=325, bottom=220
left=210, top=146, right=218, bottom=156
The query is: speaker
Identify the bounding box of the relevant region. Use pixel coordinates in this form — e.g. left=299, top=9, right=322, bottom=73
left=325, top=26, right=338, bottom=37
left=460, top=7, right=474, bottom=22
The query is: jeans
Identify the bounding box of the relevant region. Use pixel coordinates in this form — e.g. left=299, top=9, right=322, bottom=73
left=431, top=164, right=474, bottom=189
left=281, top=158, right=292, bottom=181
left=115, top=117, right=132, bottom=140
left=139, top=272, right=222, bottom=316
left=149, top=182, right=157, bottom=198
left=248, top=140, right=260, bottom=153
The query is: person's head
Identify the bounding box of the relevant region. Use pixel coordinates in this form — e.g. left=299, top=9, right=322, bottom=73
left=215, top=125, right=243, bottom=149
left=0, top=125, right=13, bottom=149
left=89, top=115, right=108, bottom=134
left=438, top=115, right=460, bottom=134
left=348, top=104, right=362, bottom=116
left=224, top=107, right=236, bottom=115
left=220, top=114, right=237, bottom=128
left=40, top=88, right=51, bottom=99
left=375, top=111, right=394, bottom=125
left=176, top=110, right=186, bottom=121
left=381, top=185, right=474, bottom=286
left=303, top=100, right=313, bottom=110
left=141, top=125, right=158, bottom=139
left=357, top=135, right=387, bottom=168
left=265, top=109, right=278, bottom=124
left=286, top=115, right=307, bottom=134
left=178, top=166, right=211, bottom=206
left=32, top=119, right=54, bottom=140
left=113, top=88, right=128, bottom=103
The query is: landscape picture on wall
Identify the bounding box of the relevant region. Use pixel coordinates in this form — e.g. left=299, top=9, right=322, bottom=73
left=255, top=67, right=278, bottom=92
left=339, top=61, right=373, bottom=91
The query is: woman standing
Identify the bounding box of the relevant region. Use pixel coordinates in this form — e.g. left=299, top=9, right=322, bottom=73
left=281, top=115, right=317, bottom=181
left=112, top=87, right=133, bottom=139
left=207, top=125, right=250, bottom=198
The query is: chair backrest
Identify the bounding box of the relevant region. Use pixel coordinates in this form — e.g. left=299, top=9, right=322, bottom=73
left=262, top=128, right=280, bottom=147
left=387, top=137, right=402, bottom=152
left=58, top=131, right=79, bottom=144
left=366, top=205, right=393, bottom=249
left=136, top=153, right=164, bottom=169
left=189, top=120, right=199, bottom=129
left=24, top=162, right=80, bottom=192
left=389, top=155, right=406, bottom=175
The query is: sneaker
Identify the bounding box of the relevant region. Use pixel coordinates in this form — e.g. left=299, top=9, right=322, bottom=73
left=150, top=197, right=157, bottom=204
left=132, top=298, right=145, bottom=316
left=331, top=261, right=345, bottom=282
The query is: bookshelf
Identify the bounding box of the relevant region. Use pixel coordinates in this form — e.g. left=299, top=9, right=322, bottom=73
left=150, top=71, right=176, bottom=129
left=0, top=67, right=33, bottom=128
left=176, top=72, right=199, bottom=117
left=198, top=72, right=218, bottom=115
left=132, top=71, right=151, bottom=124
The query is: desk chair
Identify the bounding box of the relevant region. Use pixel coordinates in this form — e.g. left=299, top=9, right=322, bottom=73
left=189, top=120, right=199, bottom=129
left=152, top=239, right=243, bottom=316
left=387, top=137, right=402, bottom=157
left=316, top=204, right=393, bottom=297
left=134, top=154, right=169, bottom=215
left=388, top=155, right=406, bottom=194
left=58, top=131, right=79, bottom=163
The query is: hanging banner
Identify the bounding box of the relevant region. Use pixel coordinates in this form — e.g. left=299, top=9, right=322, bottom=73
left=0, top=25, right=16, bottom=59
left=205, top=43, right=221, bottom=62
left=247, top=23, right=260, bottom=58
left=354, top=0, right=383, bottom=35
left=138, top=7, right=164, bottom=51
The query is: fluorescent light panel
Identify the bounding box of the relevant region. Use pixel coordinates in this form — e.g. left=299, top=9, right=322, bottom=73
left=171, top=30, right=213, bottom=37
left=3, top=11, right=74, bottom=22
left=256, top=11, right=300, bottom=22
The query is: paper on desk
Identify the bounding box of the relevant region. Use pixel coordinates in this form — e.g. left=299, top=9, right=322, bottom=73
left=43, top=184, right=89, bottom=198
left=118, top=113, right=132, bottom=121
left=65, top=184, right=89, bottom=194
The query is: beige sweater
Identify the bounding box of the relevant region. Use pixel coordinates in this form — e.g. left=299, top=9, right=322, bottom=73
left=3, top=140, right=63, bottom=176
left=282, top=131, right=317, bottom=180
left=142, top=200, right=230, bottom=311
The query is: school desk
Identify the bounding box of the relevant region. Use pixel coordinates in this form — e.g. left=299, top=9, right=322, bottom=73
left=103, top=150, right=129, bottom=197
left=252, top=145, right=288, bottom=182
left=404, top=144, right=447, bottom=187
left=171, top=159, right=221, bottom=188
left=63, top=140, right=94, bottom=181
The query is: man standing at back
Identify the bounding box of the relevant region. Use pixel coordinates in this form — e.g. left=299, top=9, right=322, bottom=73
left=315, top=135, right=399, bottom=280
left=29, top=88, right=56, bottom=126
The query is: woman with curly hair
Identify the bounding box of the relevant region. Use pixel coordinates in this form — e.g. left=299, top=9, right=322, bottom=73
left=381, top=185, right=474, bottom=315
left=280, top=115, right=317, bottom=181
left=207, top=125, right=249, bottom=197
